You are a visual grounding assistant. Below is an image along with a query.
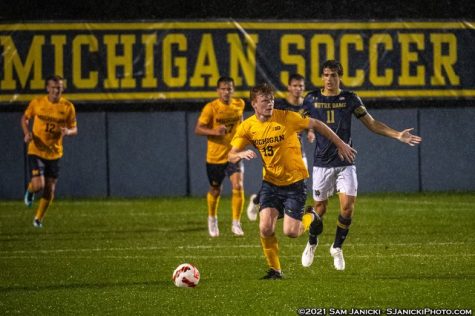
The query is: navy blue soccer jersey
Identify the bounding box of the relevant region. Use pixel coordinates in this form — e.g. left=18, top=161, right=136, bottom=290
left=303, top=89, right=367, bottom=167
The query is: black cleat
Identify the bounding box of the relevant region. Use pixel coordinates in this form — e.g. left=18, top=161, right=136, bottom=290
left=260, top=269, right=283, bottom=280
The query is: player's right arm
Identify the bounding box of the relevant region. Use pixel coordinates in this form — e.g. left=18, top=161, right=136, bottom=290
left=20, top=114, right=32, bottom=143
left=228, top=147, right=257, bottom=164
left=308, top=118, right=357, bottom=163
left=194, top=103, right=226, bottom=136
left=194, top=121, right=226, bottom=136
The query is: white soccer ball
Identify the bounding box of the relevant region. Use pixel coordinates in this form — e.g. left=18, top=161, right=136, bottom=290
left=172, top=263, right=200, bottom=288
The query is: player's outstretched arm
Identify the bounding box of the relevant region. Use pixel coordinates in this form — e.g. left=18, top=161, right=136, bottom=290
left=228, top=147, right=257, bottom=164
left=308, top=118, right=357, bottom=163
left=359, top=114, right=422, bottom=146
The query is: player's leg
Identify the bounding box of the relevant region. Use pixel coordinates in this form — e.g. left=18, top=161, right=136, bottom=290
left=24, top=155, right=45, bottom=207
left=33, top=158, right=59, bottom=228
left=302, top=166, right=335, bottom=267
left=206, top=163, right=226, bottom=237
left=228, top=162, right=244, bottom=236
left=258, top=182, right=284, bottom=279
left=259, top=207, right=282, bottom=279
left=329, top=166, right=358, bottom=270
left=281, top=180, right=308, bottom=238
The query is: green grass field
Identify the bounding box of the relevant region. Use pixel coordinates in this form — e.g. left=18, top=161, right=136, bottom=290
left=1, top=193, right=474, bottom=315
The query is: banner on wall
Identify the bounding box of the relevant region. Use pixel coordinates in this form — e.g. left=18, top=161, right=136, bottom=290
left=0, top=20, right=474, bottom=104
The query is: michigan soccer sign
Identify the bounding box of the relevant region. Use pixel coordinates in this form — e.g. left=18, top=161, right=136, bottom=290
left=0, top=20, right=474, bottom=104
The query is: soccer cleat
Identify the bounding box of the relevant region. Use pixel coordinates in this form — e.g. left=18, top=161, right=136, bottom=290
left=33, top=219, right=43, bottom=228
left=301, top=240, right=318, bottom=267
left=231, top=221, right=244, bottom=236
left=260, top=269, right=283, bottom=280
left=246, top=194, right=259, bottom=221
left=24, top=190, right=34, bottom=207
left=208, top=217, right=219, bottom=237
left=330, top=243, right=345, bottom=270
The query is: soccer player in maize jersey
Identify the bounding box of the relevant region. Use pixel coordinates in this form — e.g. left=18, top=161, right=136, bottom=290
left=195, top=77, right=246, bottom=237
left=21, top=75, right=78, bottom=228
left=245, top=74, right=314, bottom=221
left=301, top=60, right=422, bottom=270
left=229, top=83, right=356, bottom=279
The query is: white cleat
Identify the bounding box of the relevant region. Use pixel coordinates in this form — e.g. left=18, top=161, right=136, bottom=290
left=301, top=241, right=318, bottom=267
left=330, top=244, right=345, bottom=270
left=246, top=194, right=259, bottom=221
left=231, top=221, right=244, bottom=236
left=208, top=217, right=219, bottom=237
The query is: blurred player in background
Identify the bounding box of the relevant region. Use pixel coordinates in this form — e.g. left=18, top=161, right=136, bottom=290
left=301, top=60, right=422, bottom=270
left=195, top=76, right=246, bottom=237
left=229, top=83, right=356, bottom=279
left=246, top=74, right=314, bottom=221
left=21, top=75, right=78, bottom=228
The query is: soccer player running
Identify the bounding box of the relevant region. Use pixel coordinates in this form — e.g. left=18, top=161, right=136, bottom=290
left=301, top=60, right=422, bottom=270
left=246, top=74, right=314, bottom=221
left=195, top=76, right=246, bottom=237
left=21, top=75, right=78, bottom=228
left=228, top=83, right=356, bottom=279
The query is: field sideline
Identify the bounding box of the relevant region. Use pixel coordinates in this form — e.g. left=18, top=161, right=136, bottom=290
left=0, top=192, right=474, bottom=315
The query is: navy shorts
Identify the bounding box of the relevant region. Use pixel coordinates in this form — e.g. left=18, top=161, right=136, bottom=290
left=206, top=161, right=242, bottom=187
left=28, top=155, right=60, bottom=179
left=259, top=180, right=307, bottom=220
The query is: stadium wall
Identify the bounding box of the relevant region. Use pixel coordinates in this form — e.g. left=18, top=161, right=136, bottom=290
left=1, top=107, right=474, bottom=199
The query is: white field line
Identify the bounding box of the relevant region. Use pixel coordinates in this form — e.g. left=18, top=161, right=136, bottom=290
left=1, top=253, right=475, bottom=260
left=0, top=241, right=473, bottom=255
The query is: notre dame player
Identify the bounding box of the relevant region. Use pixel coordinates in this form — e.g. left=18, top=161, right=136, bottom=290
left=301, top=60, right=422, bottom=271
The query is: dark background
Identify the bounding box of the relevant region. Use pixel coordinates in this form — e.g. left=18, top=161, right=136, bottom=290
left=1, top=0, right=474, bottom=21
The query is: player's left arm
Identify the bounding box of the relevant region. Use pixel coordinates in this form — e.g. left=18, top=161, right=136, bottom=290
left=359, top=112, right=422, bottom=146
left=61, top=126, right=77, bottom=137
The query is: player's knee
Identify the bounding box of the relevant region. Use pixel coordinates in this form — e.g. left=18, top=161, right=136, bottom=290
left=315, top=202, right=327, bottom=216
left=209, top=186, right=221, bottom=197
left=283, top=227, right=299, bottom=238
left=259, top=224, right=274, bottom=237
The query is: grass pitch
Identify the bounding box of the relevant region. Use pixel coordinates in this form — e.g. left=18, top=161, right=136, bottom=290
left=0, top=193, right=474, bottom=315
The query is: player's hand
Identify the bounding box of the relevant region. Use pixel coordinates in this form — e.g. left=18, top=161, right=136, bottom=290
left=398, top=128, right=422, bottom=146
left=61, top=127, right=71, bottom=136
left=24, top=132, right=32, bottom=143
left=215, top=125, right=226, bottom=136
left=338, top=143, right=357, bottom=163
left=307, top=129, right=315, bottom=143
left=239, top=150, right=257, bottom=161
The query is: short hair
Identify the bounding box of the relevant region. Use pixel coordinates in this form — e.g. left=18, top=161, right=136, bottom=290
left=45, top=75, right=64, bottom=85
left=288, top=73, right=305, bottom=85
left=217, top=76, right=234, bottom=87
left=321, top=60, right=344, bottom=76
left=250, top=82, right=275, bottom=102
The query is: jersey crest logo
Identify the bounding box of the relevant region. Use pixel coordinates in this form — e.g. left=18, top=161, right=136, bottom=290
left=274, top=126, right=281, bottom=131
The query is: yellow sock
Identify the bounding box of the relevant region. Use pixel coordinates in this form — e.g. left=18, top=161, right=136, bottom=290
left=35, top=198, right=52, bottom=221
left=27, top=182, right=33, bottom=193
left=260, top=234, right=281, bottom=271
left=302, top=213, right=314, bottom=232
left=207, top=192, right=219, bottom=218
left=231, top=189, right=244, bottom=221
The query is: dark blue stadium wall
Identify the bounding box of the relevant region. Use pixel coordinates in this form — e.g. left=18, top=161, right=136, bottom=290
left=2, top=107, right=474, bottom=199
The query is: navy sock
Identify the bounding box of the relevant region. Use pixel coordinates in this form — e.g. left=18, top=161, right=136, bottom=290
left=333, top=215, right=352, bottom=248
left=308, top=212, right=323, bottom=245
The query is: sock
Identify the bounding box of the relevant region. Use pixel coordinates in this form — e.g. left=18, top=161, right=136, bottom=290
left=35, top=198, right=52, bottom=221
left=207, top=192, right=219, bottom=218
left=231, top=189, right=244, bottom=221
left=260, top=234, right=281, bottom=272
left=308, top=213, right=323, bottom=245
left=333, top=214, right=352, bottom=248
left=27, top=182, right=34, bottom=193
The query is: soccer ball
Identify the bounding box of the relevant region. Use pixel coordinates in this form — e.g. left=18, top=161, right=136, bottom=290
left=172, top=263, right=200, bottom=288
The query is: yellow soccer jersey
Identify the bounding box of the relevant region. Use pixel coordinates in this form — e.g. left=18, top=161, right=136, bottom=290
left=231, top=109, right=310, bottom=186
left=198, top=97, right=245, bottom=164
left=24, top=96, right=77, bottom=160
